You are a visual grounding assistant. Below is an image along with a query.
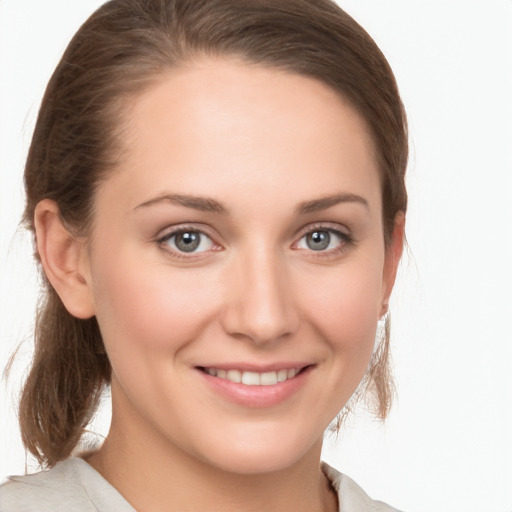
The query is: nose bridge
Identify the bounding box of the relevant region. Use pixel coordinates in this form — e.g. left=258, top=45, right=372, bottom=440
left=222, top=242, right=298, bottom=344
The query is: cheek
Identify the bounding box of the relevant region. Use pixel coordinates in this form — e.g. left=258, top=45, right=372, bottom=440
left=299, top=255, right=384, bottom=351
left=288, top=256, right=385, bottom=424
left=90, top=247, right=221, bottom=360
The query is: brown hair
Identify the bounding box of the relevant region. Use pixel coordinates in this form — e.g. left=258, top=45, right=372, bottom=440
left=20, top=0, right=408, bottom=467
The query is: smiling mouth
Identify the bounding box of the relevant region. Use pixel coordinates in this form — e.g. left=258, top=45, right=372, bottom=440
left=198, top=367, right=309, bottom=386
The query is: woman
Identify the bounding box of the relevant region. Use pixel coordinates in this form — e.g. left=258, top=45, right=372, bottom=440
left=0, top=0, right=407, bottom=510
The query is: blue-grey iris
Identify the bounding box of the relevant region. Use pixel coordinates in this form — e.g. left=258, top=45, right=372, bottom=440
left=306, top=231, right=330, bottom=251
left=175, top=232, right=200, bottom=252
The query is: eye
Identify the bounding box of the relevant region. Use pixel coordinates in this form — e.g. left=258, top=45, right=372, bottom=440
left=296, top=228, right=349, bottom=252
left=160, top=229, right=215, bottom=254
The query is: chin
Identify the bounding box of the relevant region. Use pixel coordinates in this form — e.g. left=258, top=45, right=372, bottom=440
left=192, top=424, right=323, bottom=475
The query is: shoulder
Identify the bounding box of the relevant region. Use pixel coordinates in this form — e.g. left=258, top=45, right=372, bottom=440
left=0, top=457, right=134, bottom=512
left=322, top=462, right=403, bottom=512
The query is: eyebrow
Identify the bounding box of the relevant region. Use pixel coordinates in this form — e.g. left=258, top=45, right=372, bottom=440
left=134, top=193, right=228, bottom=214
left=296, top=193, right=369, bottom=214
left=134, top=191, right=368, bottom=215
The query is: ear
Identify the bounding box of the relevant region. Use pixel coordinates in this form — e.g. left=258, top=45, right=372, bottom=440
left=34, top=199, right=95, bottom=319
left=380, top=211, right=406, bottom=317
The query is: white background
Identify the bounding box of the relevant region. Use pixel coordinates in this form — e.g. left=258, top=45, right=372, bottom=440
left=1, top=1, right=511, bottom=511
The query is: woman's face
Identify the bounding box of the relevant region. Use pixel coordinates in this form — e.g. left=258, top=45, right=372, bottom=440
left=83, top=59, right=401, bottom=474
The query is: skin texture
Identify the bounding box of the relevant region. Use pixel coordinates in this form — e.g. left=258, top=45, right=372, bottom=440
left=35, top=58, right=404, bottom=512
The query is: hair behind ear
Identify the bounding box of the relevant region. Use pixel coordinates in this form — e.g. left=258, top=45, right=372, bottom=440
left=332, top=314, right=394, bottom=431
left=18, top=287, right=110, bottom=467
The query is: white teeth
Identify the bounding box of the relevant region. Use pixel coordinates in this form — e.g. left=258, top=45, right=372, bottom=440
left=226, top=369, right=242, bottom=383
left=260, top=371, right=278, bottom=385
left=287, top=368, right=297, bottom=379
left=277, top=369, right=288, bottom=382
left=242, top=371, right=260, bottom=385
left=204, top=367, right=302, bottom=386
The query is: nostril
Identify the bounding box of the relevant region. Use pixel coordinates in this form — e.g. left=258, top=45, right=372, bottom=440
left=219, top=263, right=300, bottom=344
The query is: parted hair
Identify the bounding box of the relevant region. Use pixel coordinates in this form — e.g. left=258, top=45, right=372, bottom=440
left=20, top=0, right=408, bottom=467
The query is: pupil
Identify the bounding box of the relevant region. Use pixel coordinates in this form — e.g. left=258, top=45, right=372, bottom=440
left=176, top=232, right=200, bottom=252
left=307, top=231, right=330, bottom=251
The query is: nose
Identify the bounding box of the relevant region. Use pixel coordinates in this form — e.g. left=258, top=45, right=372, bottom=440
left=220, top=247, right=300, bottom=345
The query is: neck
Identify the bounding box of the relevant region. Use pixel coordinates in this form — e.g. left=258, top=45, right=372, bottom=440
left=86, top=403, right=337, bottom=512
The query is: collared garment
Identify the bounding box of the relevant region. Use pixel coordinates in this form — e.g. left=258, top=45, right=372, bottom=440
left=0, top=457, right=402, bottom=511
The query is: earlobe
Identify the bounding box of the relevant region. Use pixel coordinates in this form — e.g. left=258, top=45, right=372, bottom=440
left=34, top=199, right=95, bottom=319
left=381, top=211, right=406, bottom=313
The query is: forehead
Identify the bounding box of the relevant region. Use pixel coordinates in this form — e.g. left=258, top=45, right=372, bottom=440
left=99, top=58, right=381, bottom=217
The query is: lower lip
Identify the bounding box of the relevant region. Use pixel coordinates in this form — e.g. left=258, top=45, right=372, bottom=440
left=197, top=366, right=313, bottom=408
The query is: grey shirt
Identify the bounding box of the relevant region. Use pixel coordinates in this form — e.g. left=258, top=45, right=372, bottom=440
left=0, top=457, right=401, bottom=511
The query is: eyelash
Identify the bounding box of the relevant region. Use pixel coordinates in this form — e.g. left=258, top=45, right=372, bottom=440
left=293, top=223, right=353, bottom=258
left=157, top=225, right=219, bottom=261
left=156, top=223, right=353, bottom=260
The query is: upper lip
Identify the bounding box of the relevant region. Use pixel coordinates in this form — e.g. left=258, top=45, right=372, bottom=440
left=196, top=362, right=313, bottom=372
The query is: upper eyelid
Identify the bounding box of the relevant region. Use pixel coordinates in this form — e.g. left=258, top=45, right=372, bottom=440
left=156, top=225, right=221, bottom=255
left=292, top=223, right=353, bottom=252
left=294, top=222, right=351, bottom=239
left=154, top=222, right=352, bottom=248
left=157, top=223, right=217, bottom=240
left=156, top=226, right=220, bottom=259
